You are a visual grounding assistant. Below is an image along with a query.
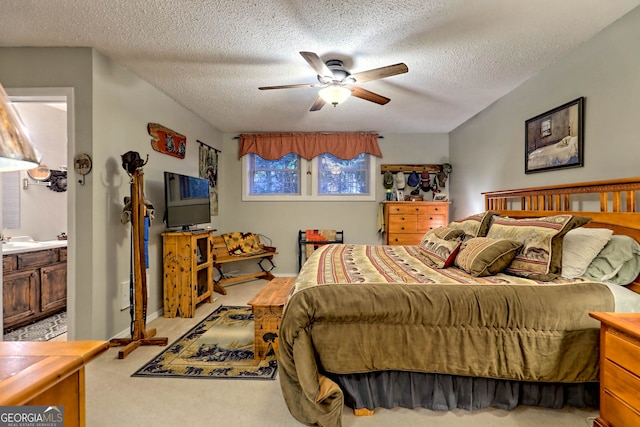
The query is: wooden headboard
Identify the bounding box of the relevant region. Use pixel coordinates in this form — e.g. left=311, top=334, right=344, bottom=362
left=483, top=177, right=640, bottom=293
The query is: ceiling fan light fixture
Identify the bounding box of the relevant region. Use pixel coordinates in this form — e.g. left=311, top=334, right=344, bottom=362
left=319, top=85, right=352, bottom=107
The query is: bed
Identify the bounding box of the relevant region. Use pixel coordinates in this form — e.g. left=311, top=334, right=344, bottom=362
left=277, top=177, right=640, bottom=427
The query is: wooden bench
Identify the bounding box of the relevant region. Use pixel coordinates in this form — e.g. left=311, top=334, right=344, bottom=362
left=247, top=277, right=296, bottom=360
left=211, top=235, right=277, bottom=295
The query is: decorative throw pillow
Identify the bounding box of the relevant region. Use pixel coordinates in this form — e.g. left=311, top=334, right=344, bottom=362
left=447, top=211, right=496, bottom=241
left=419, top=234, right=462, bottom=268
left=420, top=226, right=465, bottom=243
left=222, top=232, right=263, bottom=255
left=454, top=237, right=522, bottom=277
left=486, top=214, right=591, bottom=280
left=561, top=227, right=613, bottom=278
left=583, top=235, right=640, bottom=286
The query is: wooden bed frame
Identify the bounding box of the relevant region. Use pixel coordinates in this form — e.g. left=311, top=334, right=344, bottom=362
left=483, top=176, right=640, bottom=294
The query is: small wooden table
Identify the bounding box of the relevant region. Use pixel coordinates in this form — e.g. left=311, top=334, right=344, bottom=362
left=0, top=340, right=109, bottom=427
left=247, top=277, right=295, bottom=360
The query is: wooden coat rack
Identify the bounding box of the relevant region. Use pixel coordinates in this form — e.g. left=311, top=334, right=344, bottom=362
left=110, top=168, right=168, bottom=359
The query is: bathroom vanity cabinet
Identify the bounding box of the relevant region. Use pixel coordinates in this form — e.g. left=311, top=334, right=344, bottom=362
left=2, top=247, right=67, bottom=332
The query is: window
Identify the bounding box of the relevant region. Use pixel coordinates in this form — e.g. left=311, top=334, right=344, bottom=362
left=316, top=153, right=369, bottom=195
left=247, top=153, right=300, bottom=195
left=243, top=153, right=376, bottom=201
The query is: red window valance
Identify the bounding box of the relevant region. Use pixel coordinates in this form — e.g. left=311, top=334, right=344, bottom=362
left=238, top=132, right=382, bottom=160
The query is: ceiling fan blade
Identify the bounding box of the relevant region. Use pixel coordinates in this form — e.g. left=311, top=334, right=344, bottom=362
left=258, top=83, right=319, bottom=90
left=300, top=51, right=334, bottom=79
left=350, top=63, right=408, bottom=84
left=310, top=96, right=326, bottom=111
left=351, top=87, right=390, bottom=105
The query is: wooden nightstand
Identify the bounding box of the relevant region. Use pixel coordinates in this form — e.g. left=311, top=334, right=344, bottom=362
left=589, top=312, right=640, bottom=427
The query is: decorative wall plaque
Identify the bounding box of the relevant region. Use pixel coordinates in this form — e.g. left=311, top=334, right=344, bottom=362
left=148, top=123, right=186, bottom=159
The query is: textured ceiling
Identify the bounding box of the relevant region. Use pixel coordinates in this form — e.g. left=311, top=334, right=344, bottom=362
left=1, top=0, right=639, bottom=134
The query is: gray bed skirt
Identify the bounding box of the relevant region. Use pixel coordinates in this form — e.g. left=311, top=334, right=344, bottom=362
left=328, top=371, right=599, bottom=411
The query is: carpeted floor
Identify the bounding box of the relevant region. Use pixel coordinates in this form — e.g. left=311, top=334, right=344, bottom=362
left=3, top=311, right=67, bottom=341
left=132, top=305, right=277, bottom=380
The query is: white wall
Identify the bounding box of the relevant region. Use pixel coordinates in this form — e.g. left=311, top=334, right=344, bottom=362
left=216, top=133, right=449, bottom=275
left=449, top=6, right=640, bottom=218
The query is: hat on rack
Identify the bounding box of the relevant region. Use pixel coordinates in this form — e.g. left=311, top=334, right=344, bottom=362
left=395, top=172, right=405, bottom=189
left=420, top=170, right=431, bottom=191
left=407, top=171, right=420, bottom=187
left=383, top=171, right=394, bottom=189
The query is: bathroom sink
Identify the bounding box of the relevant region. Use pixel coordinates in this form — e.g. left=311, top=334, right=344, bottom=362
left=3, top=241, right=40, bottom=249
left=2, top=239, right=67, bottom=254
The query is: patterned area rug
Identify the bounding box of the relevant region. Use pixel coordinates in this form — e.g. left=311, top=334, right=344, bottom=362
left=132, top=305, right=277, bottom=380
left=3, top=311, right=67, bottom=341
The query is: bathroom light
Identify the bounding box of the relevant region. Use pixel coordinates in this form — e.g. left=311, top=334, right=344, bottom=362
left=319, top=85, right=352, bottom=107
left=0, top=82, right=40, bottom=171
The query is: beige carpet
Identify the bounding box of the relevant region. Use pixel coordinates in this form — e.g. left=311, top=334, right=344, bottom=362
left=84, top=279, right=598, bottom=427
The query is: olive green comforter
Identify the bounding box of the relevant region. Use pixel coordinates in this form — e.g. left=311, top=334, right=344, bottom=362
left=278, top=244, right=614, bottom=427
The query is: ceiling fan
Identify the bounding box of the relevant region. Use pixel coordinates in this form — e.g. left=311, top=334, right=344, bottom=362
left=258, top=51, right=408, bottom=111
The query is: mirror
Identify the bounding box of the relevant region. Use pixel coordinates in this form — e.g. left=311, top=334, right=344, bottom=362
left=27, top=164, right=51, bottom=181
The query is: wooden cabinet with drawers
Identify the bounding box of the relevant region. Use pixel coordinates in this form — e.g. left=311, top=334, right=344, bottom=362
left=384, top=201, right=450, bottom=245
left=589, top=312, right=640, bottom=427
left=3, top=247, right=67, bottom=332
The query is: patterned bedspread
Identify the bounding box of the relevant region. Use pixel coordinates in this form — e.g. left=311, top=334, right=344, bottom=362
left=279, top=244, right=615, bottom=427
left=291, top=244, right=586, bottom=294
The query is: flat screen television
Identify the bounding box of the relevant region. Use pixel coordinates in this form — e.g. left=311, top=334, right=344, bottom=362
left=163, top=171, right=211, bottom=230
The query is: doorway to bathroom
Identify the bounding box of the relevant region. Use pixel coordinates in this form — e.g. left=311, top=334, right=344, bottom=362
left=2, top=88, right=74, bottom=341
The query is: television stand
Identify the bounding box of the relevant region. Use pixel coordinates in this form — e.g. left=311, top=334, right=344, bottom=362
left=162, top=230, right=215, bottom=318
left=189, top=228, right=210, bottom=234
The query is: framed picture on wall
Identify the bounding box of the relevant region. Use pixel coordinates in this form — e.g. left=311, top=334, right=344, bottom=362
left=525, top=97, right=584, bottom=174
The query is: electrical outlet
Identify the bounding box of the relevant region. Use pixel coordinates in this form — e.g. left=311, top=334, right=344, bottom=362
left=120, top=280, right=130, bottom=311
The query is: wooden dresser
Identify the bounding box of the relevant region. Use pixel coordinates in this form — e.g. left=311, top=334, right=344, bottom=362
left=589, top=312, right=640, bottom=427
left=383, top=201, right=450, bottom=245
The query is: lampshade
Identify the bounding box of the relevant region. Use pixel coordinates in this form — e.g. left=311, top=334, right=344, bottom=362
left=319, top=85, right=352, bottom=107
left=0, top=82, right=40, bottom=171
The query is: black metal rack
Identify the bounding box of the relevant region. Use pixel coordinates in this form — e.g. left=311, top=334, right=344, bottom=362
left=298, top=230, right=344, bottom=272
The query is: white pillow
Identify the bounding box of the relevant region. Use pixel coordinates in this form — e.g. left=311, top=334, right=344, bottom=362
left=562, top=228, right=613, bottom=278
